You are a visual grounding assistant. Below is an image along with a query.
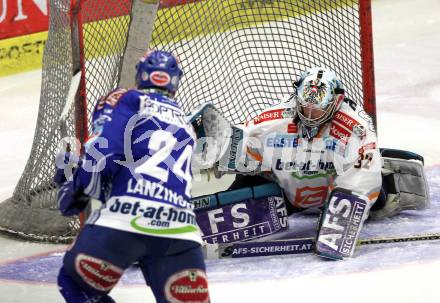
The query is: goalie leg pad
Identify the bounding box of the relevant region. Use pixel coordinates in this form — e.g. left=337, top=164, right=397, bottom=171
left=370, top=149, right=430, bottom=220
left=315, top=189, right=370, bottom=260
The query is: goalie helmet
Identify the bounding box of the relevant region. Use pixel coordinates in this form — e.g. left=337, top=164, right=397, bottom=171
left=294, top=67, right=345, bottom=128
left=135, top=50, right=183, bottom=95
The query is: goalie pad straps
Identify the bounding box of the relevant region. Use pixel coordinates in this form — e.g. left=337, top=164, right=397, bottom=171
left=315, top=188, right=370, bottom=260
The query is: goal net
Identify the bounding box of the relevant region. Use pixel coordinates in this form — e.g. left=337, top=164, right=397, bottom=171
left=0, top=0, right=375, bottom=243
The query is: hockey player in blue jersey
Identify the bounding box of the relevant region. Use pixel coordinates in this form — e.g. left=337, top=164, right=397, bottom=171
left=55, top=50, right=210, bottom=303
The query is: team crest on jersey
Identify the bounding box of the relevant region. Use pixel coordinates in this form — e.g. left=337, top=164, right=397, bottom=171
left=150, top=71, right=171, bottom=87
left=164, top=269, right=210, bottom=303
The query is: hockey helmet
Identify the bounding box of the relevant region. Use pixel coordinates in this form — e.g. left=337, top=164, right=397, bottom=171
left=294, top=67, right=345, bottom=127
left=135, top=50, right=183, bottom=95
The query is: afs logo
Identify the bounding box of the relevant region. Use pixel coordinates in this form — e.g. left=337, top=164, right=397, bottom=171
left=294, top=186, right=328, bottom=208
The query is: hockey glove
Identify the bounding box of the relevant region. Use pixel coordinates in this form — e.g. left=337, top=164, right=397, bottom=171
left=54, top=152, right=81, bottom=187
left=187, top=103, right=235, bottom=171
left=57, top=180, right=90, bottom=217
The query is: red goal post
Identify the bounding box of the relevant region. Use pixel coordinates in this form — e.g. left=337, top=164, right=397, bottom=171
left=0, top=0, right=376, bottom=243
left=359, top=0, right=377, bottom=128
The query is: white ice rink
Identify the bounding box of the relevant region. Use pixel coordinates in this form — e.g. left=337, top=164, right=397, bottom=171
left=1, top=0, right=440, bottom=302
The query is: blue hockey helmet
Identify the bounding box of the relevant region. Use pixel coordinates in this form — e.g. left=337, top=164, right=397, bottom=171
left=135, top=50, right=183, bottom=95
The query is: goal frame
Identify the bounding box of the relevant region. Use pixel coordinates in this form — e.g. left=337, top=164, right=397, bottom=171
left=0, top=0, right=377, bottom=243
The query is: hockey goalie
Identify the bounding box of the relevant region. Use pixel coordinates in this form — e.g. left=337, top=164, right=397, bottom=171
left=190, top=67, right=430, bottom=260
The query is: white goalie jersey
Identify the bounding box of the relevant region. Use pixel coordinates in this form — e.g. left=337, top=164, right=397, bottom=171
left=232, top=96, right=382, bottom=209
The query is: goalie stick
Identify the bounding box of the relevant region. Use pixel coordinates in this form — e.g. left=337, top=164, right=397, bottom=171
left=203, top=232, right=440, bottom=259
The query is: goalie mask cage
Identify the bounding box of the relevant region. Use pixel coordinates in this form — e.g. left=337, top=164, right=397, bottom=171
left=0, top=0, right=375, bottom=243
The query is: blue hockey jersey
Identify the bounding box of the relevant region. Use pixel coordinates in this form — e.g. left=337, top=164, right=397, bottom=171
left=75, top=89, right=202, bottom=244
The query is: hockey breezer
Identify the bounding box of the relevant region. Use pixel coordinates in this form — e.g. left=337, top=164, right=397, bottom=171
left=203, top=232, right=440, bottom=259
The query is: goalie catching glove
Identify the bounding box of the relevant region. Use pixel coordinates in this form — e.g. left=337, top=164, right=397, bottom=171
left=188, top=103, right=257, bottom=176
left=188, top=103, right=239, bottom=171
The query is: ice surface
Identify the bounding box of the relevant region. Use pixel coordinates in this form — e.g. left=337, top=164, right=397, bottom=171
left=0, top=0, right=440, bottom=302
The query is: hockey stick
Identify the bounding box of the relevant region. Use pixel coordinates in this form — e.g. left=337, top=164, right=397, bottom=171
left=203, top=232, right=440, bottom=259
left=60, top=71, right=81, bottom=138
left=56, top=71, right=82, bottom=180
left=57, top=71, right=93, bottom=225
